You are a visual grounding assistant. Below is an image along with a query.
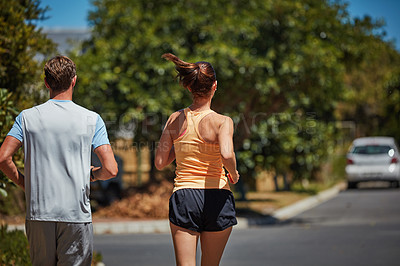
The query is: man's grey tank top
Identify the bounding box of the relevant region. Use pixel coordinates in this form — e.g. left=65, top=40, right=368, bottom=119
left=18, top=100, right=107, bottom=222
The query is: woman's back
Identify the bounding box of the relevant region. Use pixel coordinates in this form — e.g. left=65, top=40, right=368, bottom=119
left=171, top=108, right=230, bottom=192
left=155, top=53, right=239, bottom=266
left=167, top=108, right=226, bottom=143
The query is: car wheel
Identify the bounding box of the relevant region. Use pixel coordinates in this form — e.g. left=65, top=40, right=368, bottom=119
left=347, top=181, right=358, bottom=189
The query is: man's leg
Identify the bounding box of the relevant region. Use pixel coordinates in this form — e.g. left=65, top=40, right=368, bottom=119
left=25, top=220, right=57, bottom=266
left=56, top=222, right=93, bottom=266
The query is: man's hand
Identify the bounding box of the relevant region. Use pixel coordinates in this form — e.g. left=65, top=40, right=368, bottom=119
left=89, top=166, right=96, bottom=182
left=91, top=145, right=118, bottom=181
left=0, top=136, right=24, bottom=190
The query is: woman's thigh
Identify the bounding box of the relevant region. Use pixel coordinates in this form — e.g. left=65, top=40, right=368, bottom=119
left=200, top=226, right=233, bottom=266
left=170, top=222, right=200, bottom=266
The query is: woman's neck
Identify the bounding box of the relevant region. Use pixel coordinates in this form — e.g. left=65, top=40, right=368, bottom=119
left=189, top=97, right=212, bottom=112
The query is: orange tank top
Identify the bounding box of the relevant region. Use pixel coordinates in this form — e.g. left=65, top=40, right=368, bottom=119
left=173, top=108, right=230, bottom=192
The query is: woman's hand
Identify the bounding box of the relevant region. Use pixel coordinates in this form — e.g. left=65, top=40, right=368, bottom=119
left=227, top=171, right=240, bottom=184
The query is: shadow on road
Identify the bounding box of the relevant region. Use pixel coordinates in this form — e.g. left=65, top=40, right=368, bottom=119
left=238, top=213, right=317, bottom=227
left=347, top=181, right=398, bottom=191
left=238, top=189, right=400, bottom=228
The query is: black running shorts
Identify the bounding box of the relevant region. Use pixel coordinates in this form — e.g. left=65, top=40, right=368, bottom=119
left=169, top=188, right=237, bottom=232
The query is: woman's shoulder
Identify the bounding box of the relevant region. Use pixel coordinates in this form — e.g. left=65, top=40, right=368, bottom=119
left=209, top=111, right=233, bottom=126
left=210, top=110, right=232, bottom=120
left=165, top=109, right=185, bottom=127
left=169, top=109, right=185, bottom=120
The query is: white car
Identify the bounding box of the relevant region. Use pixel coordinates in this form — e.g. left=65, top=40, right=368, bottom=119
left=345, top=137, right=400, bottom=189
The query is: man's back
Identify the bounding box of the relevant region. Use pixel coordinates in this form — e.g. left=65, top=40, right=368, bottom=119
left=0, top=55, right=117, bottom=265
left=14, top=99, right=103, bottom=222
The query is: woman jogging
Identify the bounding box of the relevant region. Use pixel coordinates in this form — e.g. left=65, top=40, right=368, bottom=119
left=155, top=53, right=240, bottom=266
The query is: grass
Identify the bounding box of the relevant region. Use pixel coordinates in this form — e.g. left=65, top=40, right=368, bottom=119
left=234, top=147, right=348, bottom=219
left=234, top=190, right=311, bottom=218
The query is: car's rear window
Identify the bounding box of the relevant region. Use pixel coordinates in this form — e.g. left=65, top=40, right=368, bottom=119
left=351, top=145, right=392, bottom=155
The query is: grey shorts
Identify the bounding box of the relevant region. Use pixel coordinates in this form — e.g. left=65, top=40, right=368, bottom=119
left=25, top=220, right=93, bottom=266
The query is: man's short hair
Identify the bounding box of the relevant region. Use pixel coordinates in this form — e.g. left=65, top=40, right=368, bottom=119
left=44, top=55, right=76, bottom=92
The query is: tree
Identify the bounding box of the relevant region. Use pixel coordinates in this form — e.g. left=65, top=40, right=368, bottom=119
left=0, top=0, right=55, bottom=103
left=338, top=22, right=400, bottom=141
left=0, top=89, right=19, bottom=197
left=380, top=67, right=400, bottom=140
left=0, top=0, right=55, bottom=196
left=72, top=0, right=399, bottom=189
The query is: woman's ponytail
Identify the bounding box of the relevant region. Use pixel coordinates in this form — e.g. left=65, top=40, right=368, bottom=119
left=162, top=53, right=216, bottom=98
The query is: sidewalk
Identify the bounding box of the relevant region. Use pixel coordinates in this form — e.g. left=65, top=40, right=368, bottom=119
left=7, top=182, right=345, bottom=234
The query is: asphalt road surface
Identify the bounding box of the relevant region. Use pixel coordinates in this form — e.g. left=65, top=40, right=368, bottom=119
left=94, top=184, right=400, bottom=266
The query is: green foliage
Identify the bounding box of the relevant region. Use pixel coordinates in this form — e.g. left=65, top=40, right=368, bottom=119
left=0, top=184, right=26, bottom=216
left=0, top=225, right=31, bottom=266
left=0, top=89, right=20, bottom=196
left=72, top=0, right=196, bottom=143
left=0, top=0, right=56, bottom=102
left=339, top=34, right=400, bottom=143
left=0, top=0, right=55, bottom=194
left=380, top=70, right=400, bottom=141
left=72, top=0, right=400, bottom=187
left=0, top=90, right=18, bottom=137
left=92, top=251, right=103, bottom=265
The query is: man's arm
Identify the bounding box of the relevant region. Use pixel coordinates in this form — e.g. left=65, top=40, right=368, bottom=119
left=0, top=136, right=24, bottom=190
left=91, top=144, right=118, bottom=181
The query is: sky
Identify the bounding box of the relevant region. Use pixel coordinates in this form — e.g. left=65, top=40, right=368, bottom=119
left=36, top=0, right=400, bottom=50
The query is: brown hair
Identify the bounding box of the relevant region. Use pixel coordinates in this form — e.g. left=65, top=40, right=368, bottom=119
left=162, top=53, right=216, bottom=98
left=44, top=55, right=76, bottom=92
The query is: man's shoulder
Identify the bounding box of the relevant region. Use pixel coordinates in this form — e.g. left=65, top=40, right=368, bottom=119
left=71, top=102, right=99, bottom=117
left=23, top=100, right=99, bottom=119
left=20, top=101, right=49, bottom=116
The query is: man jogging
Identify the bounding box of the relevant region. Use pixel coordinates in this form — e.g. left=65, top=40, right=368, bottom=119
left=0, top=55, right=118, bottom=265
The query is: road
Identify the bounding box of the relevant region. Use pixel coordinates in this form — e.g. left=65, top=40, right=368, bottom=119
left=94, top=185, right=400, bottom=266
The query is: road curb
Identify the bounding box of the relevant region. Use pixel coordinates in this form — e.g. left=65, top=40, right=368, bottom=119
left=6, top=183, right=345, bottom=234
left=270, top=182, right=345, bottom=220
left=93, top=219, right=170, bottom=234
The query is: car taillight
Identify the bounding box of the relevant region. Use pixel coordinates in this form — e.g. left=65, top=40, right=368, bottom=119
left=391, top=158, right=398, bottom=164
left=347, top=158, right=354, bottom=165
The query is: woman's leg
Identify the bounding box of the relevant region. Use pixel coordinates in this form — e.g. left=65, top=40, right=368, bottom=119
left=200, top=226, right=233, bottom=266
left=170, top=222, right=200, bottom=266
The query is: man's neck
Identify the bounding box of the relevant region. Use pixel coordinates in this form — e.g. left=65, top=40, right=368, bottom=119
left=50, top=88, right=73, bottom=101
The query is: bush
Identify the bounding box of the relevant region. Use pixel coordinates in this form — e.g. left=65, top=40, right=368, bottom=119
left=92, top=251, right=103, bottom=266
left=0, top=225, right=31, bottom=266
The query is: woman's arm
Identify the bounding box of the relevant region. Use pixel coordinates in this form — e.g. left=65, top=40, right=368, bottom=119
left=218, top=117, right=239, bottom=184
left=155, top=114, right=177, bottom=170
